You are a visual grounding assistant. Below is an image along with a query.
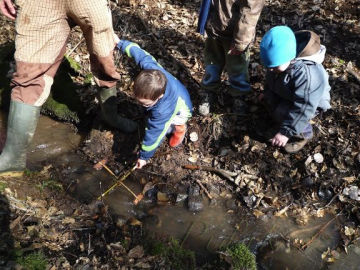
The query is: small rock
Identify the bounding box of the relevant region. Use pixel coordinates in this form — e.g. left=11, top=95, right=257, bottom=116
left=313, top=153, right=324, bottom=163
left=175, top=193, right=188, bottom=203
left=128, top=245, right=144, bottom=259
left=157, top=192, right=169, bottom=203
left=189, top=132, right=198, bottom=142
left=318, top=188, right=333, bottom=201
left=187, top=196, right=204, bottom=212
left=302, top=176, right=314, bottom=187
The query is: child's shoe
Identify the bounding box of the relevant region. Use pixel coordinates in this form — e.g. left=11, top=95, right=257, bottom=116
left=284, top=138, right=310, bottom=153
left=284, top=123, right=313, bottom=153
left=169, top=125, right=187, bottom=147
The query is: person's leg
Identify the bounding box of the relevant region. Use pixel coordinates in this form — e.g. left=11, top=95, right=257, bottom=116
left=225, top=43, right=251, bottom=97
left=199, top=37, right=225, bottom=116
left=168, top=109, right=191, bottom=148
left=0, top=0, right=69, bottom=176
left=68, top=0, right=137, bottom=132
left=220, top=40, right=250, bottom=114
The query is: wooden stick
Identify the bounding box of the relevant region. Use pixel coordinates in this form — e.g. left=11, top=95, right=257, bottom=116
left=184, top=164, right=237, bottom=182
left=195, top=179, right=213, bottom=200
left=301, top=213, right=340, bottom=250
left=66, top=37, right=85, bottom=57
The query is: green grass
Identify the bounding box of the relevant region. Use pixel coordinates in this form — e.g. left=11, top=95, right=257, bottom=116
left=17, top=251, right=48, bottom=270
left=0, top=181, right=7, bottom=193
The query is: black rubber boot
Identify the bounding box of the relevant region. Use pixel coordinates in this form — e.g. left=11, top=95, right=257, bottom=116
left=0, top=100, right=40, bottom=177
left=98, top=87, right=137, bottom=133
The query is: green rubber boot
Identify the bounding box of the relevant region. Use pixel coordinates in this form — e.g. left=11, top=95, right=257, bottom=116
left=98, top=87, right=137, bottom=133
left=0, top=100, right=40, bottom=177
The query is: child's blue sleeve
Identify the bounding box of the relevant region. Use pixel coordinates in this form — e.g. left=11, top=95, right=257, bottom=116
left=117, top=40, right=165, bottom=71
left=139, top=110, right=173, bottom=160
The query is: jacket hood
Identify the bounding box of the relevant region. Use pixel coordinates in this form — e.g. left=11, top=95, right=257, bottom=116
left=295, top=30, right=326, bottom=64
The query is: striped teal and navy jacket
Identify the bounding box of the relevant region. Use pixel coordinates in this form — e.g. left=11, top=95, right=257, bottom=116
left=117, top=40, right=193, bottom=160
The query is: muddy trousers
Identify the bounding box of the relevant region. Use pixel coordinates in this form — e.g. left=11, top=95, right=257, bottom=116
left=12, top=0, right=120, bottom=106
left=201, top=37, right=250, bottom=97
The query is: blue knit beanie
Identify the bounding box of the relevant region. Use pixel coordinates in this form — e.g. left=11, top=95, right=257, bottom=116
left=260, top=26, right=296, bottom=68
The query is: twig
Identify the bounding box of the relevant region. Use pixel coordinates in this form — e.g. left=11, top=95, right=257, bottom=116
left=301, top=213, right=341, bottom=250
left=184, top=164, right=237, bottom=183
left=195, top=179, right=213, bottom=200
left=66, top=37, right=85, bottom=57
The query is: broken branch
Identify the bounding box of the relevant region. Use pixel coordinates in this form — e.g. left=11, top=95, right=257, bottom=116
left=184, top=164, right=237, bottom=183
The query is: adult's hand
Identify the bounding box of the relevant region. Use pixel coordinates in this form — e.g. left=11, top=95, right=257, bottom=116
left=0, top=0, right=16, bottom=20
left=270, top=132, right=289, bottom=147
left=228, top=44, right=243, bottom=55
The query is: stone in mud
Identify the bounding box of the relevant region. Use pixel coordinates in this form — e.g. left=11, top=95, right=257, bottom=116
left=187, top=185, right=204, bottom=212
left=302, top=176, right=314, bottom=187
left=175, top=193, right=188, bottom=203
left=187, top=195, right=204, bottom=212
left=318, top=187, right=333, bottom=201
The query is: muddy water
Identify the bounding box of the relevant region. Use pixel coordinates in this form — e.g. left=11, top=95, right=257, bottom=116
left=1, top=112, right=360, bottom=269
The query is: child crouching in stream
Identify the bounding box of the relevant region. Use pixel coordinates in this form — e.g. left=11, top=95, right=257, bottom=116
left=117, top=39, right=193, bottom=169
left=259, top=26, right=331, bottom=153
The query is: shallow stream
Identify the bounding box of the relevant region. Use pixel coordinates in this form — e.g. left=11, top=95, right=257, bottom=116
left=1, top=112, right=360, bottom=269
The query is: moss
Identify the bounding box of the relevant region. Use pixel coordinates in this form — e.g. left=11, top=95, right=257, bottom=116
left=17, top=251, right=48, bottom=270
left=147, top=238, right=195, bottom=270
left=0, top=181, right=7, bottom=193
left=36, top=179, right=63, bottom=192
left=224, top=243, right=257, bottom=270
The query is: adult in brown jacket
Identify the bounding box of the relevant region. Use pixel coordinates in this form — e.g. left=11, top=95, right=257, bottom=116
left=0, top=0, right=137, bottom=176
left=198, top=0, right=264, bottom=115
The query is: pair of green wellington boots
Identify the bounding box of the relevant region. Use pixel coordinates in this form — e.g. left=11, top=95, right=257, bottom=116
left=0, top=87, right=137, bottom=177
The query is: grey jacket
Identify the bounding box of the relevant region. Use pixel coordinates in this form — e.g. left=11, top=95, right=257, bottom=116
left=206, top=0, right=265, bottom=51
left=264, top=30, right=331, bottom=138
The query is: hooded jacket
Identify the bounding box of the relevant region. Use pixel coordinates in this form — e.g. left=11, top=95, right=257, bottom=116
left=198, top=0, right=265, bottom=51
left=117, top=40, right=193, bottom=160
left=264, top=30, right=331, bottom=138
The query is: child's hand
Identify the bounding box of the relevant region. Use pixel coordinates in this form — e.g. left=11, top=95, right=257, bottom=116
left=113, top=33, right=120, bottom=46
left=228, top=44, right=244, bottom=55
left=270, top=133, right=289, bottom=147
left=135, top=159, right=147, bottom=169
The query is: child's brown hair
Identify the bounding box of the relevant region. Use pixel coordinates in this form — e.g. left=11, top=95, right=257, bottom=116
left=133, top=69, right=167, bottom=100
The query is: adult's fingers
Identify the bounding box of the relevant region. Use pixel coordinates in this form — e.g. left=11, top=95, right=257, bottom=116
left=0, top=0, right=16, bottom=20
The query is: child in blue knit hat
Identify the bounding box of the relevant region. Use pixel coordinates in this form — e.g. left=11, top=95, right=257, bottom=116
left=259, top=26, right=331, bottom=153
